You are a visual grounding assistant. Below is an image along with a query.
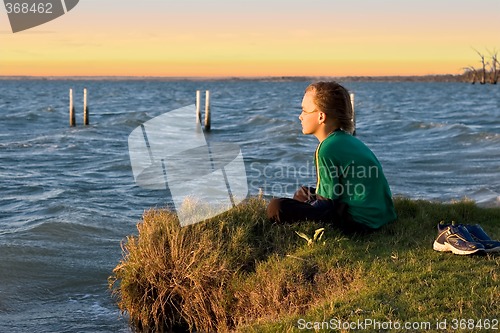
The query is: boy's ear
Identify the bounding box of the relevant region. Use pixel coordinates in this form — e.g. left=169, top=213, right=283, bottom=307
left=318, top=112, right=326, bottom=124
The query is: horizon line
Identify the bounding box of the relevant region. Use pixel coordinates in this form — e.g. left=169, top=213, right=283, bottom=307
left=0, top=73, right=465, bottom=81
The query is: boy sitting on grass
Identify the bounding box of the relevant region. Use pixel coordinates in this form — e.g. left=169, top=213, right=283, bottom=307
left=267, top=82, right=397, bottom=234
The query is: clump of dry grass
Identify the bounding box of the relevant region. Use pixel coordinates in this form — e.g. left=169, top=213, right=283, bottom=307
left=109, top=206, right=233, bottom=332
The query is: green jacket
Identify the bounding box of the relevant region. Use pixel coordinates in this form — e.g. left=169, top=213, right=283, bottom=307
left=314, top=130, right=397, bottom=229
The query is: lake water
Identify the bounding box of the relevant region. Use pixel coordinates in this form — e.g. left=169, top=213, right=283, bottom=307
left=0, top=79, right=499, bottom=332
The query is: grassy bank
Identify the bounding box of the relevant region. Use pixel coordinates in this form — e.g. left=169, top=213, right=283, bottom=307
left=109, top=197, right=499, bottom=332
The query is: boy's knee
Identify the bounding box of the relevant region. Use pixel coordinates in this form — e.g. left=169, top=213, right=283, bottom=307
left=266, top=198, right=283, bottom=223
left=293, top=186, right=316, bottom=202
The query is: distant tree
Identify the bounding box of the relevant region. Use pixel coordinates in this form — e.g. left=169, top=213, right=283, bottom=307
left=462, top=66, right=478, bottom=84
left=463, top=48, right=499, bottom=84
left=489, top=50, right=498, bottom=84
left=473, top=49, right=487, bottom=84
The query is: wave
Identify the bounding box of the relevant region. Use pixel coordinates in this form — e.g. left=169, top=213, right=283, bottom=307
left=469, top=188, right=500, bottom=207
left=243, top=114, right=284, bottom=126
left=406, top=121, right=500, bottom=144
left=28, top=220, right=111, bottom=239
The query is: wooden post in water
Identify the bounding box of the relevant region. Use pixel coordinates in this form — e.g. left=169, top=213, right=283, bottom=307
left=204, top=90, right=211, bottom=131
left=69, top=88, right=75, bottom=127
left=195, top=90, right=201, bottom=124
left=350, top=93, right=356, bottom=136
left=83, top=88, right=89, bottom=125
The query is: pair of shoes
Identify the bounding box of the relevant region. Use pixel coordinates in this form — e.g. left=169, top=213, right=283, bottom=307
left=433, top=221, right=500, bottom=255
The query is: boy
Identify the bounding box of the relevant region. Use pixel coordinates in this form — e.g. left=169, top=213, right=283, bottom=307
left=267, top=82, right=396, bottom=233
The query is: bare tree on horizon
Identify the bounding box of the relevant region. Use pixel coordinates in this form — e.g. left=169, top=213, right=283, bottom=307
left=465, top=48, right=500, bottom=84
left=463, top=66, right=478, bottom=84
left=488, top=49, right=498, bottom=84
left=473, top=48, right=487, bottom=84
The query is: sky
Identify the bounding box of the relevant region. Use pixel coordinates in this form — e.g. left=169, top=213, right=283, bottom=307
left=1, top=0, right=499, bottom=77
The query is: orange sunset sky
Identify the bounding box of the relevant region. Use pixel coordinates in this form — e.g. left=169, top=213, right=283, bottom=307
left=1, top=0, right=499, bottom=77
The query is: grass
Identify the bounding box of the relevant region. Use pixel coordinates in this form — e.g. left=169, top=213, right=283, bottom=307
left=109, top=196, right=500, bottom=332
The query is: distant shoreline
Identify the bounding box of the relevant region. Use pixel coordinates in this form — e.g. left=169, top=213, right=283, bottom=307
left=0, top=74, right=467, bottom=83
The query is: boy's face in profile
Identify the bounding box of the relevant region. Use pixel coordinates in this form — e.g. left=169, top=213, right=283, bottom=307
left=299, top=90, right=320, bottom=136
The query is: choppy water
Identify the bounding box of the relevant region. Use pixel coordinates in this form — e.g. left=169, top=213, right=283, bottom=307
left=0, top=79, right=499, bottom=332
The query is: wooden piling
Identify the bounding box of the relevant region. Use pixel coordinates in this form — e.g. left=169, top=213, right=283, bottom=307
left=69, top=88, right=75, bottom=127
left=350, top=93, right=356, bottom=136
left=204, top=90, right=211, bottom=131
left=83, top=88, right=89, bottom=125
left=196, top=90, right=201, bottom=124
